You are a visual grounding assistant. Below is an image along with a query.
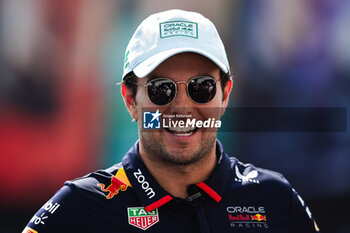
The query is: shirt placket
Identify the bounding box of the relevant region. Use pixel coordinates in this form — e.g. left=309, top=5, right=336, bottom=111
left=195, top=201, right=211, bottom=233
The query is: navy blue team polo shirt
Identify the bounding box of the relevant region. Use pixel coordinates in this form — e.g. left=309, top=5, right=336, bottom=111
left=23, top=140, right=319, bottom=233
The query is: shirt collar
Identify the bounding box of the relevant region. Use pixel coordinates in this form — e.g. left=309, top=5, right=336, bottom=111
left=196, top=140, right=232, bottom=203
left=122, top=139, right=232, bottom=212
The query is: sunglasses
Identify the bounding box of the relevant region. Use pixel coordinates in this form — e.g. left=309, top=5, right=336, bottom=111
left=136, top=76, right=220, bottom=105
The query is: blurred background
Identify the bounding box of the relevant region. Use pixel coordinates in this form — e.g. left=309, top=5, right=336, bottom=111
left=0, top=0, right=349, bottom=232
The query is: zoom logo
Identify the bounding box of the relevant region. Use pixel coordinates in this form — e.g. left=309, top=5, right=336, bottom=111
left=134, top=169, right=155, bottom=199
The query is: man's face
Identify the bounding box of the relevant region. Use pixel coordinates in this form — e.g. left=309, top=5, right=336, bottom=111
left=128, top=52, right=231, bottom=166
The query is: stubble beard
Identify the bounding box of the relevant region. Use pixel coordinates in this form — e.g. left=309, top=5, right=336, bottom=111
left=140, top=130, right=217, bottom=167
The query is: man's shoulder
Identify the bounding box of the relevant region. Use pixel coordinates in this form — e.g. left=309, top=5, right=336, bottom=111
left=66, top=163, right=133, bottom=199
left=228, top=156, right=291, bottom=190
left=22, top=164, right=135, bottom=232
left=68, top=163, right=122, bottom=185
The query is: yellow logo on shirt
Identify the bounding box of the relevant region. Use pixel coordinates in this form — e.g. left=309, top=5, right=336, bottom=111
left=22, top=226, right=38, bottom=233
left=97, top=168, right=131, bottom=199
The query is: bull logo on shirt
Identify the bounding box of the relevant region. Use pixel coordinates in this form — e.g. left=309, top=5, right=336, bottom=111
left=251, top=214, right=267, bottom=221
left=97, top=168, right=132, bottom=199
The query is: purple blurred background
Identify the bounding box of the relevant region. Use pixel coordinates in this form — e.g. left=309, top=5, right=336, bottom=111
left=0, top=0, right=349, bottom=232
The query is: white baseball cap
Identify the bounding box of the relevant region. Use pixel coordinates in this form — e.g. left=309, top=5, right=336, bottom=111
left=122, top=9, right=230, bottom=80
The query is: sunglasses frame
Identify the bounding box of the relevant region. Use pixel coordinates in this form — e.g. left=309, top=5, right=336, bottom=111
left=134, top=75, right=220, bottom=106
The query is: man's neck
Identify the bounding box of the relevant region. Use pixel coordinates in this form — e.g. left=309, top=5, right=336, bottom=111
left=138, top=144, right=217, bottom=199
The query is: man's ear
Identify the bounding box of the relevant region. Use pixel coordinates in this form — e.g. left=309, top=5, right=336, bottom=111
left=221, top=79, right=233, bottom=116
left=121, top=85, right=138, bottom=121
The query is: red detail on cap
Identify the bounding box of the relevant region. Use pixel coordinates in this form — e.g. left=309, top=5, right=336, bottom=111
left=144, top=195, right=173, bottom=212
left=196, top=182, right=221, bottom=203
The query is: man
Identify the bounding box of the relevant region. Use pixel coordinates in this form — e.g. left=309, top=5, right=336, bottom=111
left=23, top=9, right=320, bottom=233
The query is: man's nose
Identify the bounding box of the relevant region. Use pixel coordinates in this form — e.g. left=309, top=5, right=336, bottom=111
left=170, top=82, right=193, bottom=109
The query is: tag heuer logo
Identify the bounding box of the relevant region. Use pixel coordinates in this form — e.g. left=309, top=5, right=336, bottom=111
left=128, top=207, right=159, bottom=230
left=160, top=21, right=198, bottom=38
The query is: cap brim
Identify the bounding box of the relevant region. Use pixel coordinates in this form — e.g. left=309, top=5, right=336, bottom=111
left=133, top=48, right=228, bottom=78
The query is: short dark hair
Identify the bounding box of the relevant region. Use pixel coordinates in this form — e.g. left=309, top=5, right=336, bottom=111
left=123, top=70, right=232, bottom=101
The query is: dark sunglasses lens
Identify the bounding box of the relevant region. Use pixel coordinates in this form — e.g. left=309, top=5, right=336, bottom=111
left=148, top=79, right=176, bottom=105
left=188, top=76, right=217, bottom=103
